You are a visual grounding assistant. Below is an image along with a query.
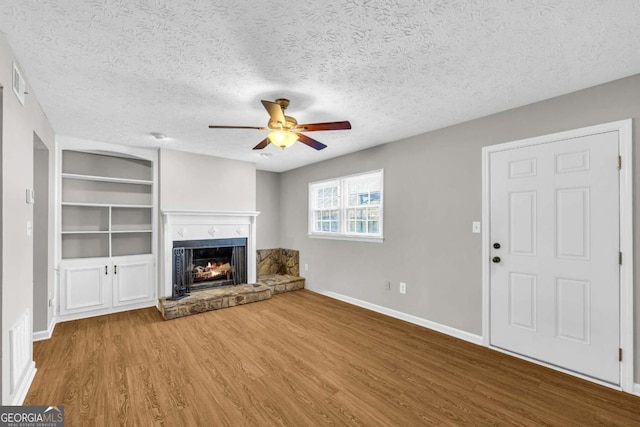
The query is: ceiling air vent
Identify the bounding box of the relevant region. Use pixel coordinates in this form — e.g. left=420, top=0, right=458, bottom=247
left=12, top=62, right=26, bottom=105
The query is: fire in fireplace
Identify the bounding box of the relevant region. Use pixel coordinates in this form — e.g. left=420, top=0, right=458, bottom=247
left=191, top=246, right=233, bottom=288
left=172, top=238, right=247, bottom=299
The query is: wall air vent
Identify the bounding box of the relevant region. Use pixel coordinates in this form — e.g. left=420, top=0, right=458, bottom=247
left=12, top=62, right=26, bottom=105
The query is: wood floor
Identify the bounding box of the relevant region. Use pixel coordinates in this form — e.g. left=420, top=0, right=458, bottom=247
left=27, top=290, right=640, bottom=426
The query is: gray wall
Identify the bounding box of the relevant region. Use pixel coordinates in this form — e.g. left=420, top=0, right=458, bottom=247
left=159, top=148, right=256, bottom=212
left=1, top=36, right=55, bottom=404
left=32, top=137, right=49, bottom=332
left=256, top=171, right=281, bottom=249
left=278, top=74, right=640, bottom=382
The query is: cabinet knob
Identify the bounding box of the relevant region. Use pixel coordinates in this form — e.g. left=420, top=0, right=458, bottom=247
left=492, top=256, right=501, bottom=263
left=114, top=265, right=117, bottom=275
left=105, top=265, right=108, bottom=275
left=493, top=243, right=501, bottom=249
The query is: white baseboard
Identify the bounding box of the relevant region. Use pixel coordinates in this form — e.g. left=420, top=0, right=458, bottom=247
left=314, top=290, right=483, bottom=346
left=633, top=383, right=640, bottom=397
left=11, top=362, right=36, bottom=406
left=33, top=317, right=57, bottom=341
left=57, top=300, right=156, bottom=323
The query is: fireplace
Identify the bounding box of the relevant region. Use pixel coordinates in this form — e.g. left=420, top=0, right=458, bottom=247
left=161, top=210, right=258, bottom=299
left=172, top=238, right=247, bottom=298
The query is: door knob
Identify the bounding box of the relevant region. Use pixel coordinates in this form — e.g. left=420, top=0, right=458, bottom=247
left=493, top=243, right=501, bottom=249
left=492, top=256, right=501, bottom=263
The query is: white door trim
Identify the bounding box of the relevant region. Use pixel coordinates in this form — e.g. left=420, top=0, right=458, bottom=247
left=481, top=119, right=634, bottom=393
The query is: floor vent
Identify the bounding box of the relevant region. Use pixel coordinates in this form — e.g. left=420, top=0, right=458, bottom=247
left=9, top=310, right=31, bottom=394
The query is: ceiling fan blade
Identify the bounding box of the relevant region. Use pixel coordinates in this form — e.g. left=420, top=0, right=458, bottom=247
left=252, top=137, right=271, bottom=150
left=297, top=133, right=327, bottom=150
left=261, top=100, right=286, bottom=126
left=295, top=121, right=351, bottom=132
left=209, top=125, right=267, bottom=130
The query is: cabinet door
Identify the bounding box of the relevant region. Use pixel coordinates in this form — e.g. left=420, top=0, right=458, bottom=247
left=112, top=257, right=154, bottom=307
left=60, top=261, right=110, bottom=315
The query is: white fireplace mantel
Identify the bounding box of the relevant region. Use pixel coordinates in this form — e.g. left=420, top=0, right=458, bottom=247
left=160, top=210, right=260, bottom=297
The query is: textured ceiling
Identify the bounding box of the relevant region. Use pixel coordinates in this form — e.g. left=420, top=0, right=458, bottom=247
left=1, top=1, right=639, bottom=172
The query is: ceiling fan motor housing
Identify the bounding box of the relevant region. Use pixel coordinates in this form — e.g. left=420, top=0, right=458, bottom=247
left=268, top=117, right=298, bottom=130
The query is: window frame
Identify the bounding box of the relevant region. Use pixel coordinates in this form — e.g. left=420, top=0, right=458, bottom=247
left=308, top=169, right=384, bottom=243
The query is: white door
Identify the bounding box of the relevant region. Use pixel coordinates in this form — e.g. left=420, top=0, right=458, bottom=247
left=112, top=256, right=154, bottom=307
left=60, top=260, right=110, bottom=315
left=489, top=130, right=620, bottom=384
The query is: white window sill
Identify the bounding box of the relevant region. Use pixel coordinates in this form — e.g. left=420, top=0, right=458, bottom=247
left=308, top=233, right=384, bottom=243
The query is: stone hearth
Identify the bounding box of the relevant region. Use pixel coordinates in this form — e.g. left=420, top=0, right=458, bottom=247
left=158, top=283, right=272, bottom=320
left=258, top=274, right=305, bottom=294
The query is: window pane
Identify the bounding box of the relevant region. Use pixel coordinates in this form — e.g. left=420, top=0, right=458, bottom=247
left=310, top=171, right=382, bottom=238
left=368, top=191, right=381, bottom=205
left=346, top=173, right=381, bottom=208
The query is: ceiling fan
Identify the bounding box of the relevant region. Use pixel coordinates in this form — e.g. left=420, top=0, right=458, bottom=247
left=208, top=98, right=351, bottom=150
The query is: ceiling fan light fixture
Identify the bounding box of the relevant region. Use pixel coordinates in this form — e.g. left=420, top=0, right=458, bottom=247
left=268, top=130, right=298, bottom=149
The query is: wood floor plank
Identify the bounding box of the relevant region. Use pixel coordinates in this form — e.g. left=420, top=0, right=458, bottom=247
left=26, top=290, right=640, bottom=426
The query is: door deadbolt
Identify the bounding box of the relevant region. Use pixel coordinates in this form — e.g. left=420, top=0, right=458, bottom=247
left=493, top=243, right=501, bottom=249
left=492, top=256, right=501, bottom=263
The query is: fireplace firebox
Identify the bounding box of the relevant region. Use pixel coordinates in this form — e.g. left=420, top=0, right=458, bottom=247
left=171, top=238, right=247, bottom=299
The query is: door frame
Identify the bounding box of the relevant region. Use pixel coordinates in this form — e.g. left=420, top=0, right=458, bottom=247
left=481, top=119, right=634, bottom=393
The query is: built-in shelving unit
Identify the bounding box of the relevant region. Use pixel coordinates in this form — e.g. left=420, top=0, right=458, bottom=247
left=58, top=147, right=157, bottom=317
left=60, top=151, right=153, bottom=260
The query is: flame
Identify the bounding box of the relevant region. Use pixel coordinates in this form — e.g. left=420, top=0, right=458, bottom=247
left=193, top=260, right=232, bottom=281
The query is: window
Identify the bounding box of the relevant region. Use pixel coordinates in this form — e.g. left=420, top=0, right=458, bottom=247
left=309, top=170, right=383, bottom=242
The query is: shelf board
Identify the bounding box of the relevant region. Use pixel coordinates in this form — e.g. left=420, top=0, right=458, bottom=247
left=62, top=230, right=152, bottom=234
left=62, top=173, right=153, bottom=186
left=62, top=202, right=153, bottom=209
left=61, top=231, right=109, bottom=235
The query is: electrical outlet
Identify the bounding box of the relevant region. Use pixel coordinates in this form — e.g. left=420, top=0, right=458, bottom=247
left=472, top=221, right=481, bottom=233
left=384, top=281, right=390, bottom=290
left=304, top=263, right=309, bottom=271
left=399, top=282, right=406, bottom=294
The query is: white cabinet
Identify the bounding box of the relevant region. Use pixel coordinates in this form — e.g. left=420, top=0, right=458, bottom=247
left=57, top=145, right=157, bottom=319
left=60, top=256, right=154, bottom=315
left=60, top=259, right=110, bottom=315
left=112, top=256, right=154, bottom=307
